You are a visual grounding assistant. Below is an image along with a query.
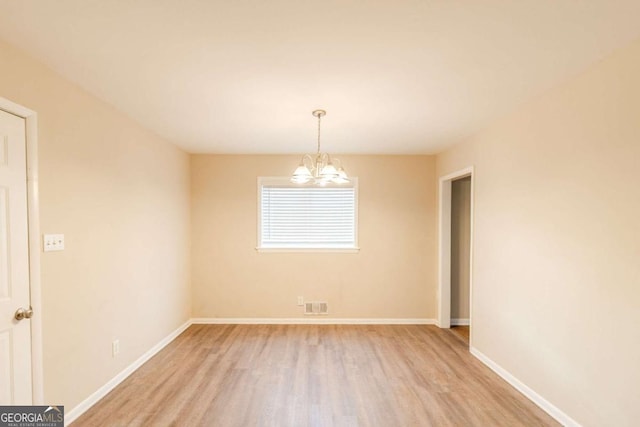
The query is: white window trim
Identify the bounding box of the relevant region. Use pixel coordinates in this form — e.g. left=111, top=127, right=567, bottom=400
left=256, top=177, right=360, bottom=253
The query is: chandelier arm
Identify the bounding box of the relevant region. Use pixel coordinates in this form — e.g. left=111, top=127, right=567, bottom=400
left=302, top=153, right=314, bottom=169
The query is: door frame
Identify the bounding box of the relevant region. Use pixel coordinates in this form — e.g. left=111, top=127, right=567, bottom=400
left=438, top=166, right=474, bottom=338
left=0, top=97, right=43, bottom=404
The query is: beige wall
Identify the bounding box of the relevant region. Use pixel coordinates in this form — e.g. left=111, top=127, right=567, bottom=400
left=191, top=155, right=437, bottom=319
left=0, top=40, right=191, bottom=409
left=450, top=176, right=471, bottom=320
left=437, top=38, right=640, bottom=425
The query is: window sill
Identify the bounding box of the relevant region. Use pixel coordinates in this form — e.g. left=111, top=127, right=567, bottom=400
left=255, top=247, right=360, bottom=254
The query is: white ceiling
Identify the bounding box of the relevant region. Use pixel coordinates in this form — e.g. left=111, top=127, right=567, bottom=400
left=1, top=1, right=639, bottom=154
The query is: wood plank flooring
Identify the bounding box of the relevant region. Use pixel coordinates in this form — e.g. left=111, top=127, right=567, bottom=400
left=72, top=324, right=558, bottom=427
left=450, top=326, right=470, bottom=344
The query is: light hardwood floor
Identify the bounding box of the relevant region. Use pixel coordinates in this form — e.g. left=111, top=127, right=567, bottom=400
left=72, top=324, right=558, bottom=427
left=450, top=325, right=470, bottom=344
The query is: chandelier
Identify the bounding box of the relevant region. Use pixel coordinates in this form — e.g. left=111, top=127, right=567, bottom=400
left=291, top=110, right=349, bottom=185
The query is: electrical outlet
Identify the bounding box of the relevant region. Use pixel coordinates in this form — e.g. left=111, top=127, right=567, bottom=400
left=112, top=339, right=120, bottom=357
left=297, top=296, right=304, bottom=306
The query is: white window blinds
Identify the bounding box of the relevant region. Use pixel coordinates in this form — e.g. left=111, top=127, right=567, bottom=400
left=259, top=180, right=357, bottom=249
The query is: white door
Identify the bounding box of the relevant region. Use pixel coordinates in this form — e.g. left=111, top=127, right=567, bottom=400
left=0, top=109, right=32, bottom=404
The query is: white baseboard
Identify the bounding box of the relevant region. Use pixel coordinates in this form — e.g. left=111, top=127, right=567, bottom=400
left=65, top=320, right=191, bottom=425
left=191, top=317, right=436, bottom=325
left=451, top=318, right=470, bottom=326
left=470, top=347, right=581, bottom=427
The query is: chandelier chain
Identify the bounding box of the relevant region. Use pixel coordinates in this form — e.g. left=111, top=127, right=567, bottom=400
left=317, top=112, right=321, bottom=154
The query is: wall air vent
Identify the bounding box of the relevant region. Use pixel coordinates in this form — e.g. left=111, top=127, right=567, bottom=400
left=304, top=301, right=329, bottom=315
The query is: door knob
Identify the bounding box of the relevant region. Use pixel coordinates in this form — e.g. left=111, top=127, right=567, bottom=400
left=14, top=307, right=33, bottom=321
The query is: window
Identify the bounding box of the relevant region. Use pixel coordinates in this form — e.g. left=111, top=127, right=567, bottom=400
left=257, top=177, right=358, bottom=251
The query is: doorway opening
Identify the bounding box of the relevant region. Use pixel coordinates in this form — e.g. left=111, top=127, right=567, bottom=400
left=438, top=167, right=473, bottom=346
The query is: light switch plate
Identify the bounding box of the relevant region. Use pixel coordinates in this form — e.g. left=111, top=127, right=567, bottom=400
left=43, top=234, right=65, bottom=252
